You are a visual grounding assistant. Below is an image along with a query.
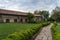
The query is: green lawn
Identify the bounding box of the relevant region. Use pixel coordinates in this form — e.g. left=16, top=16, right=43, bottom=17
left=54, top=23, right=60, bottom=40
left=56, top=23, right=60, bottom=32
left=0, top=23, right=39, bottom=40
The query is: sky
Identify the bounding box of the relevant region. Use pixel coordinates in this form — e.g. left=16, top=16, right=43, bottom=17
left=0, top=0, right=60, bottom=13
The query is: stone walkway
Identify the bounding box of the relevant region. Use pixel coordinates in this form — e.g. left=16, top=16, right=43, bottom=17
left=34, top=24, right=53, bottom=40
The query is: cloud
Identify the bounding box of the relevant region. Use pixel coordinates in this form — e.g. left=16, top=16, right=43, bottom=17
left=0, top=0, right=59, bottom=13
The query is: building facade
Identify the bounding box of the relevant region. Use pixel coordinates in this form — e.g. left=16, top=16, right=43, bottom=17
left=0, top=9, right=43, bottom=23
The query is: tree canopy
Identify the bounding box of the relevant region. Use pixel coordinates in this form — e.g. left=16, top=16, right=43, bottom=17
left=27, top=12, right=34, bottom=23
left=34, top=10, right=49, bottom=21
left=51, top=7, right=60, bottom=22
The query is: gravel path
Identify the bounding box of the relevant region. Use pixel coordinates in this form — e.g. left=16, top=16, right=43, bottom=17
left=34, top=24, right=53, bottom=40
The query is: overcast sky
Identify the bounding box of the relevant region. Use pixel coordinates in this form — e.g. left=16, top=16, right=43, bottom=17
left=0, top=0, right=60, bottom=13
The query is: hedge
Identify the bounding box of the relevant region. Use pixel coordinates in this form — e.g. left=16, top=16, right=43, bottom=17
left=51, top=22, right=57, bottom=40
left=3, top=22, right=50, bottom=40
left=51, top=22, right=57, bottom=32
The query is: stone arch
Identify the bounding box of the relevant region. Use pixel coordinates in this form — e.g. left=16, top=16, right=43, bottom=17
left=25, top=19, right=27, bottom=22
left=20, top=18, right=23, bottom=22
left=14, top=19, right=17, bottom=22
left=6, top=19, right=10, bottom=23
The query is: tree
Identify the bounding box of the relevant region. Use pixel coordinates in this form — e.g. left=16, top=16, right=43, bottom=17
left=34, top=10, right=39, bottom=14
left=51, top=7, right=60, bottom=22
left=27, top=12, right=34, bottom=23
left=39, top=11, right=49, bottom=21
left=34, top=10, right=49, bottom=21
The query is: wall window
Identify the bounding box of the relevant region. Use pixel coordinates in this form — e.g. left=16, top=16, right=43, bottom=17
left=20, top=19, right=23, bottom=22
left=6, top=19, right=10, bottom=23
left=14, top=19, right=17, bottom=22
left=25, top=19, right=27, bottom=22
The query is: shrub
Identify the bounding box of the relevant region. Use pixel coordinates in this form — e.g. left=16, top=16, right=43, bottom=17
left=51, top=22, right=57, bottom=32
left=51, top=21, right=58, bottom=40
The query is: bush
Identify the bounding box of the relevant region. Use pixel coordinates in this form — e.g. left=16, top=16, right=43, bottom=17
left=51, top=21, right=58, bottom=40
left=3, top=22, right=50, bottom=40
left=51, top=22, right=57, bottom=32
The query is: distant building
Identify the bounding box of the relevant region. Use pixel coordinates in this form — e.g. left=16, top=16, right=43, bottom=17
left=0, top=9, right=44, bottom=23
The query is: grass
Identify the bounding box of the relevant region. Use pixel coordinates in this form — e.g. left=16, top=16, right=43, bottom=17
left=3, top=22, right=50, bottom=40
left=56, top=23, right=60, bottom=32
left=53, top=23, right=60, bottom=40
left=0, top=23, right=39, bottom=40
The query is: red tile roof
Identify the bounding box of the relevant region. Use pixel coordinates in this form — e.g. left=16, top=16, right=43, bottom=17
left=0, top=9, right=41, bottom=16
